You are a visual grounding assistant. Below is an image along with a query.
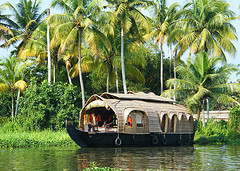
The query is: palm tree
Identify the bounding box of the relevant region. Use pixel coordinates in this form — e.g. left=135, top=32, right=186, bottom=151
left=0, top=10, right=14, bottom=46
left=0, top=56, right=27, bottom=119
left=49, top=0, right=104, bottom=106
left=175, top=0, right=237, bottom=61
left=14, top=80, right=28, bottom=117
left=106, top=0, right=153, bottom=94
left=161, top=51, right=240, bottom=131
left=97, top=38, right=147, bottom=93
left=20, top=21, right=62, bottom=84
left=147, top=0, right=180, bottom=94
left=2, top=0, right=46, bottom=54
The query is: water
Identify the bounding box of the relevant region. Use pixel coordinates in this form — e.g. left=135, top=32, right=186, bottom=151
left=0, top=145, right=239, bottom=171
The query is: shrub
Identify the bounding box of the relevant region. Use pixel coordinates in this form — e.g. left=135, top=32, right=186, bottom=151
left=15, top=78, right=81, bottom=131
left=228, top=105, right=240, bottom=138
left=196, top=119, right=228, bottom=136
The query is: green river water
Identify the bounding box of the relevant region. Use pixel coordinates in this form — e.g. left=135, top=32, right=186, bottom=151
left=0, top=145, right=239, bottom=170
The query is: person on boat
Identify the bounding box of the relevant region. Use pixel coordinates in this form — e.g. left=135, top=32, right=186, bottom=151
left=87, top=114, right=93, bottom=132
left=128, top=116, right=133, bottom=127
left=102, top=121, right=113, bottom=132
left=95, top=114, right=101, bottom=130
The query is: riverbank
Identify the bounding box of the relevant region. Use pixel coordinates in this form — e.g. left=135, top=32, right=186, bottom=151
left=194, top=134, right=240, bottom=145
left=0, top=130, right=76, bottom=148
left=1, top=130, right=240, bottom=148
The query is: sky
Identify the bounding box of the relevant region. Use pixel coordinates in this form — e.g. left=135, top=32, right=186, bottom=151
left=0, top=0, right=240, bottom=82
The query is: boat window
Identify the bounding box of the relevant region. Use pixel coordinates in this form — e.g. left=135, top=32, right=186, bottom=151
left=125, top=111, right=144, bottom=127
left=136, top=113, right=143, bottom=127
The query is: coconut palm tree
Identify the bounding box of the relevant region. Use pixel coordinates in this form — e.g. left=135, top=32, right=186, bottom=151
left=106, top=0, right=153, bottom=94
left=20, top=21, right=62, bottom=84
left=49, top=0, right=104, bottom=106
left=97, top=37, right=147, bottom=93
left=161, top=51, right=240, bottom=131
left=0, top=56, right=27, bottom=119
left=14, top=80, right=28, bottom=117
left=175, top=0, right=237, bottom=61
left=147, top=0, right=180, bottom=94
left=2, top=0, right=46, bottom=54
left=0, top=10, right=14, bottom=46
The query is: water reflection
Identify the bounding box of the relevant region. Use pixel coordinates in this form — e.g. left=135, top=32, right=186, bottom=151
left=0, top=146, right=239, bottom=171
left=76, top=147, right=195, bottom=170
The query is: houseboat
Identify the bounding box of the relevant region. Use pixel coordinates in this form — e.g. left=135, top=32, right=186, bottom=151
left=66, top=92, right=195, bottom=147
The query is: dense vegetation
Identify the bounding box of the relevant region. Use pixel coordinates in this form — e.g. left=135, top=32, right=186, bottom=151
left=0, top=0, right=240, bottom=144
left=195, top=105, right=240, bottom=145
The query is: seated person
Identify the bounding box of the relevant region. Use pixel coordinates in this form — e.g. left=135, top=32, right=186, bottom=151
left=102, top=121, right=113, bottom=131
left=88, top=121, right=92, bottom=132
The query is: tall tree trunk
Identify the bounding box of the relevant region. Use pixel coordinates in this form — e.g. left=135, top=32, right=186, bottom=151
left=121, top=27, right=127, bottom=94
left=115, top=64, right=119, bottom=93
left=66, top=65, right=72, bottom=84
left=78, top=29, right=85, bottom=106
left=174, top=57, right=176, bottom=101
left=15, top=88, right=20, bottom=117
left=11, top=89, right=15, bottom=120
left=202, top=99, right=205, bottom=127
left=107, top=60, right=110, bottom=93
left=53, top=59, right=56, bottom=84
left=47, top=8, right=51, bottom=85
left=207, top=97, right=210, bottom=122
left=169, top=44, right=172, bottom=80
left=194, top=101, right=203, bottom=132
left=160, top=43, right=163, bottom=94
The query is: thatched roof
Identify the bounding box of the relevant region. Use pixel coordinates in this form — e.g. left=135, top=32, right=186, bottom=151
left=101, top=91, right=176, bottom=103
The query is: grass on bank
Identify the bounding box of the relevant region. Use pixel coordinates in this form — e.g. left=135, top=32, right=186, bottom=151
left=0, top=129, right=76, bottom=148
left=1, top=119, right=240, bottom=148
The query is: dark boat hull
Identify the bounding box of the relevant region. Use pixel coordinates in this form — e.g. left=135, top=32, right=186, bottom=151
left=66, top=119, right=194, bottom=147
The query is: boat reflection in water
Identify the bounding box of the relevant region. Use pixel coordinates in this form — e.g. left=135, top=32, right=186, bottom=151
left=74, top=147, right=195, bottom=170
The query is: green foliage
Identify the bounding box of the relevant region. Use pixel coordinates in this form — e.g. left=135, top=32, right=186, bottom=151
left=14, top=78, right=81, bottom=131
left=0, top=92, right=11, bottom=118
left=196, top=119, right=228, bottom=136
left=0, top=130, right=75, bottom=148
left=83, top=162, right=123, bottom=171
left=89, top=68, right=118, bottom=94
left=228, top=105, right=240, bottom=138
left=194, top=118, right=240, bottom=145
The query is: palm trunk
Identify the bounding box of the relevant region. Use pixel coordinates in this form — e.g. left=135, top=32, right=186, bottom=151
left=115, top=64, right=119, bottom=93
left=53, top=60, right=56, bottom=84
left=107, top=61, right=110, bottom=93
left=121, top=27, right=127, bottom=94
left=160, top=43, right=163, bottom=94
left=11, top=89, right=15, bottom=120
left=174, top=56, right=176, bottom=101
left=207, top=97, right=210, bottom=122
left=15, top=89, right=20, bottom=117
left=202, top=99, right=205, bottom=127
left=169, top=44, right=172, bottom=80
left=66, top=66, right=72, bottom=84
left=78, top=29, right=85, bottom=106
left=47, top=8, right=51, bottom=85
left=194, top=101, right=203, bottom=132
